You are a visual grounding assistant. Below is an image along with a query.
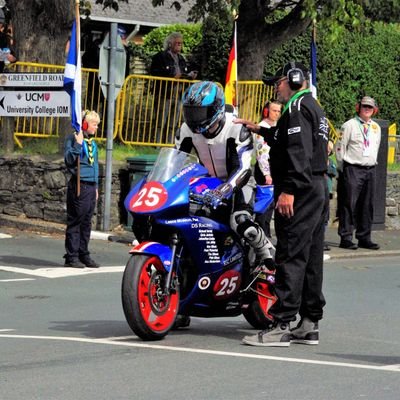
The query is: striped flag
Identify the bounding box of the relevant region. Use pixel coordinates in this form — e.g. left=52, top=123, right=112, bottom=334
left=310, top=26, right=318, bottom=99
left=63, top=21, right=82, bottom=132
left=225, top=21, right=237, bottom=107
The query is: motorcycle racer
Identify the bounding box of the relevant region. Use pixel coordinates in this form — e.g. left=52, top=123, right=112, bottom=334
left=176, top=81, right=274, bottom=270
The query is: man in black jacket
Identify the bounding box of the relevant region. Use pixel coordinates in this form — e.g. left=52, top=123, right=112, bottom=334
left=150, top=32, right=197, bottom=143
left=236, top=62, right=329, bottom=347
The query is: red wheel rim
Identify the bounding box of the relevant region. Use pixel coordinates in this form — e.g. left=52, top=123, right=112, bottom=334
left=256, top=281, right=277, bottom=320
left=137, top=256, right=179, bottom=332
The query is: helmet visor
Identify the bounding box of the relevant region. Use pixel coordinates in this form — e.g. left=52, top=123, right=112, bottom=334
left=183, top=105, right=214, bottom=132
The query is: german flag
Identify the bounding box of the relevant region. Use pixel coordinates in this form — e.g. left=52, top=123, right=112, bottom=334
left=225, top=21, right=237, bottom=107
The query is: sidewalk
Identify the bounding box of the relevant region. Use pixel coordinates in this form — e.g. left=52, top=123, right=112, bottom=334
left=323, top=224, right=400, bottom=259
left=1, top=214, right=399, bottom=259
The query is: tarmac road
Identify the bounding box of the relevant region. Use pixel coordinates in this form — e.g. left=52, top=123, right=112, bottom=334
left=1, top=226, right=400, bottom=400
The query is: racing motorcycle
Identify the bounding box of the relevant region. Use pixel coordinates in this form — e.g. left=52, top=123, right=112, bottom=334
left=122, top=147, right=276, bottom=341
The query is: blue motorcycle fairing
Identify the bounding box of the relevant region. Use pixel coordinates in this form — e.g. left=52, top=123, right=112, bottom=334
left=129, top=241, right=173, bottom=272
left=125, top=163, right=209, bottom=216
left=179, top=262, right=244, bottom=316
left=124, top=177, right=146, bottom=213
left=254, top=185, right=274, bottom=214
left=156, top=215, right=240, bottom=274
left=189, top=176, right=222, bottom=194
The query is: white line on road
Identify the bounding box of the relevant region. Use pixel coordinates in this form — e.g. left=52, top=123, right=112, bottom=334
left=0, top=278, right=36, bottom=282
left=0, top=233, right=12, bottom=239
left=0, top=265, right=125, bottom=278
left=0, top=329, right=15, bottom=332
left=0, top=333, right=399, bottom=373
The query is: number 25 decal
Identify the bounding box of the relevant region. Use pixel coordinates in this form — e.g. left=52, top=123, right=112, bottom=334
left=129, top=182, right=168, bottom=212
left=213, top=270, right=241, bottom=300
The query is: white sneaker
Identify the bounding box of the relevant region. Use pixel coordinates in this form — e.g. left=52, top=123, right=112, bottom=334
left=242, top=322, right=291, bottom=347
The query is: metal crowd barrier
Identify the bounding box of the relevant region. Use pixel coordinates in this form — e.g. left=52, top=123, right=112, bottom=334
left=6, top=61, right=339, bottom=148
left=6, top=62, right=113, bottom=144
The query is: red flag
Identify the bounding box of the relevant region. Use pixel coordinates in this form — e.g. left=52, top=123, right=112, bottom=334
left=225, top=21, right=237, bottom=107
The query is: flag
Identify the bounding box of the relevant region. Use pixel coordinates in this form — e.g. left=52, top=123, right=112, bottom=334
left=225, top=21, right=237, bottom=107
left=64, top=21, right=82, bottom=132
left=310, top=27, right=318, bottom=99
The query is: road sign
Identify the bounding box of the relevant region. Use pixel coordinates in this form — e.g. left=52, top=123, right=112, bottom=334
left=98, top=32, right=126, bottom=100
left=0, top=73, right=65, bottom=87
left=0, top=91, right=70, bottom=116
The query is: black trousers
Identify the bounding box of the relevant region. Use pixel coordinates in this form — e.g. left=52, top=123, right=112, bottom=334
left=64, top=179, right=96, bottom=262
left=269, top=176, right=327, bottom=323
left=255, top=201, right=274, bottom=237
left=338, top=163, right=376, bottom=241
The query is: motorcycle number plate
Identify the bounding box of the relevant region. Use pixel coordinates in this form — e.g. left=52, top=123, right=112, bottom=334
left=129, top=182, right=168, bottom=212
left=213, top=270, right=241, bottom=300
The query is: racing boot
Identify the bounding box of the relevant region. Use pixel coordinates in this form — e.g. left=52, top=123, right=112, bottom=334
left=172, top=315, right=191, bottom=330
left=252, top=257, right=276, bottom=285
left=232, top=211, right=274, bottom=266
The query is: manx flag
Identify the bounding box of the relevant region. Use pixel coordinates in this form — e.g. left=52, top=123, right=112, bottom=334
left=310, top=31, right=317, bottom=99
left=63, top=21, right=82, bottom=132
left=225, top=22, right=237, bottom=107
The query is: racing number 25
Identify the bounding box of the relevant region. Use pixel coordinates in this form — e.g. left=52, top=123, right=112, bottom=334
left=214, top=274, right=241, bottom=299
left=130, top=182, right=168, bottom=212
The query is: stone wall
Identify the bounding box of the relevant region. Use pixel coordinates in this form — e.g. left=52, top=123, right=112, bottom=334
left=1, top=156, right=400, bottom=231
left=386, top=172, right=400, bottom=229
left=0, top=156, right=129, bottom=230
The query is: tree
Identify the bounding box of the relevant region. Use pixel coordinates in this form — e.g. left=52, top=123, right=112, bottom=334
left=77, top=1, right=400, bottom=80
left=3, top=1, right=97, bottom=154
left=11, top=0, right=75, bottom=63
left=146, top=0, right=400, bottom=80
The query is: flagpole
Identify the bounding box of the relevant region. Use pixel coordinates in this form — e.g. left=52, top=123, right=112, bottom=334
left=310, top=19, right=318, bottom=100
left=233, top=15, right=238, bottom=114
left=75, top=0, right=81, bottom=197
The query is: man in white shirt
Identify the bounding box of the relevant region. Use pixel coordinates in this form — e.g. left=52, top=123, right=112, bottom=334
left=335, top=96, right=381, bottom=250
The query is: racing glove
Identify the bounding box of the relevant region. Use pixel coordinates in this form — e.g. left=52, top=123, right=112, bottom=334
left=203, top=183, right=233, bottom=209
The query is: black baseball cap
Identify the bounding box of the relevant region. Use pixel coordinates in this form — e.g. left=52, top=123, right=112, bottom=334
left=262, top=61, right=310, bottom=85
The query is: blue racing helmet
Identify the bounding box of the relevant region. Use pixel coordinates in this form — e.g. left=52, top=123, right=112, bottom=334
left=182, top=81, right=225, bottom=138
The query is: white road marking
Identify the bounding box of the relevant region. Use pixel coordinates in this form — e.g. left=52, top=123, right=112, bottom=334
left=0, top=333, right=399, bottom=373
left=0, top=329, right=15, bottom=332
left=0, top=233, right=12, bottom=239
left=0, top=265, right=125, bottom=278
left=379, top=364, right=400, bottom=371
left=0, top=278, right=36, bottom=282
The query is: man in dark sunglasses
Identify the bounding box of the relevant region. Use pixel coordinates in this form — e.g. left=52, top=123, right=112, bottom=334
left=335, top=96, right=381, bottom=250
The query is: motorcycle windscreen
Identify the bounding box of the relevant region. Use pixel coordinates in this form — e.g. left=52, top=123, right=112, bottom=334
left=147, top=148, right=198, bottom=183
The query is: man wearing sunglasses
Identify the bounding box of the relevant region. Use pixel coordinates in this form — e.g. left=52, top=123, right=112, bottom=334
left=335, top=96, right=381, bottom=250
left=236, top=61, right=329, bottom=347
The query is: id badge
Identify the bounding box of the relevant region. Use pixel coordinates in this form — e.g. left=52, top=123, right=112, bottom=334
left=363, top=145, right=371, bottom=157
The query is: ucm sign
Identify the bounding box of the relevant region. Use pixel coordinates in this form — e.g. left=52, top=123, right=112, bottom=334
left=0, top=73, right=69, bottom=117
left=0, top=91, right=70, bottom=117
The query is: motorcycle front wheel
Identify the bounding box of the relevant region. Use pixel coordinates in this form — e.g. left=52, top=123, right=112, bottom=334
left=121, top=254, right=179, bottom=341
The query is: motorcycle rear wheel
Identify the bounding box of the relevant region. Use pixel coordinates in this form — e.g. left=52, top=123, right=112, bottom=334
left=242, top=280, right=276, bottom=329
left=121, top=254, right=179, bottom=341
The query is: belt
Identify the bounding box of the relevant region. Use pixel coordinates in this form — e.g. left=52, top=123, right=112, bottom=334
left=70, top=177, right=96, bottom=186
left=350, top=164, right=375, bottom=170
left=344, top=161, right=375, bottom=170
left=80, top=180, right=97, bottom=186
